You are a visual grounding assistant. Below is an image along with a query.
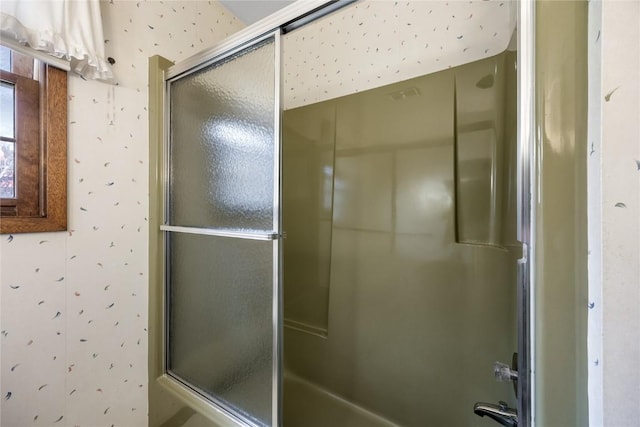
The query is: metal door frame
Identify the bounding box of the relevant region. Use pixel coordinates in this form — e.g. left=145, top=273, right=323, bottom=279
left=517, top=0, right=535, bottom=425
left=160, top=30, right=282, bottom=427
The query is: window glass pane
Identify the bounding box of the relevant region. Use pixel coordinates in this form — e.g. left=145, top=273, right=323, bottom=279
left=0, top=46, right=10, bottom=72
left=169, top=38, right=276, bottom=231
left=0, top=140, right=15, bottom=198
left=167, top=232, right=274, bottom=426
left=0, top=81, right=15, bottom=139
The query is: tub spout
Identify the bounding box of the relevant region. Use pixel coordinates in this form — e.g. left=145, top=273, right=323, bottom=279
left=474, top=401, right=518, bottom=427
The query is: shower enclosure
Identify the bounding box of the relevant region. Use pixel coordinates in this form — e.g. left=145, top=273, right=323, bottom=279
left=150, top=1, right=533, bottom=426
left=282, top=50, right=519, bottom=427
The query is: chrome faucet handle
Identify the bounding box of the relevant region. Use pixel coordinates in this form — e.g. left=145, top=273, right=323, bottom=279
left=474, top=401, right=518, bottom=427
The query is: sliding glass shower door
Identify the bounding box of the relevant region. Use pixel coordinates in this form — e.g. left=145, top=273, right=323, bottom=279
left=162, top=32, right=281, bottom=427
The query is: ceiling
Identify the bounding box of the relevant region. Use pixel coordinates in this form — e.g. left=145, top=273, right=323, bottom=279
left=218, top=0, right=295, bottom=25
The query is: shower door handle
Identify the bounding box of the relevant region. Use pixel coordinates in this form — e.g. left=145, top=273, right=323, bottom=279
left=495, top=353, right=519, bottom=398
left=494, top=361, right=518, bottom=382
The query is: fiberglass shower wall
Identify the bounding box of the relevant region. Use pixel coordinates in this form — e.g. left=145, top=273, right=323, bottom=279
left=281, top=2, right=519, bottom=426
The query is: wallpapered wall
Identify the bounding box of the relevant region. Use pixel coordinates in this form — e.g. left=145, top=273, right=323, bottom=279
left=0, top=2, right=243, bottom=426
left=1, top=0, right=637, bottom=426
left=600, top=1, right=640, bottom=425
left=282, top=0, right=515, bottom=109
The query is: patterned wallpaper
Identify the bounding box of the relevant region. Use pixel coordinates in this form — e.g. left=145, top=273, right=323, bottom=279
left=587, top=2, right=640, bottom=424
left=0, top=2, right=243, bottom=426
left=0, top=1, right=516, bottom=425
left=8, top=1, right=637, bottom=426
left=282, top=0, right=516, bottom=109
left=599, top=1, right=640, bottom=425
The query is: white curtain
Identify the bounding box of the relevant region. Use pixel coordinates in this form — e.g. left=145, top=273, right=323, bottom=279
left=0, top=0, right=113, bottom=81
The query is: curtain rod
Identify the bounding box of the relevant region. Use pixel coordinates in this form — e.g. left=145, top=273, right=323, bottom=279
left=0, top=38, right=70, bottom=71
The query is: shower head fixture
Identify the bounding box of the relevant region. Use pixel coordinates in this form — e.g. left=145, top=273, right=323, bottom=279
left=476, top=74, right=494, bottom=89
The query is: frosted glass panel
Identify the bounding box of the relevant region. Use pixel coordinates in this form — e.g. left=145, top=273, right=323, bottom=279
left=168, top=232, right=274, bottom=426
left=169, top=38, right=276, bottom=231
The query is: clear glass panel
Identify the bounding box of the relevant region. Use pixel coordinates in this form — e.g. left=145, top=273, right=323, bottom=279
left=282, top=101, right=335, bottom=336
left=0, top=140, right=15, bottom=198
left=168, top=232, right=274, bottom=426
left=0, top=81, right=15, bottom=139
left=455, top=54, right=513, bottom=246
left=169, top=38, right=276, bottom=231
left=0, top=45, right=10, bottom=72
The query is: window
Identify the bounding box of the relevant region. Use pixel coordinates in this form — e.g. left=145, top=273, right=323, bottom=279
left=0, top=44, right=67, bottom=233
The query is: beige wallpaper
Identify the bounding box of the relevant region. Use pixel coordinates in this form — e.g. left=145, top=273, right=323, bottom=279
left=601, top=1, right=640, bottom=425
left=282, top=0, right=516, bottom=109
left=5, top=0, right=636, bottom=426
left=0, top=2, right=243, bottom=426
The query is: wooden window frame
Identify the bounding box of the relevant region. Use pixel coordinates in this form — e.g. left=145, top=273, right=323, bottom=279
left=1, top=68, right=41, bottom=217
left=0, top=62, right=67, bottom=234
